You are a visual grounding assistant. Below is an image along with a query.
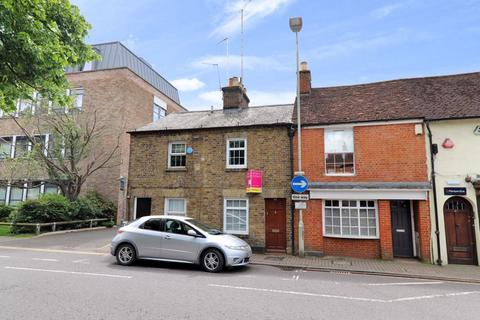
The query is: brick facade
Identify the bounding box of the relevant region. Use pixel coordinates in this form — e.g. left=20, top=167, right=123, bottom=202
left=292, top=123, right=432, bottom=261
left=0, top=68, right=183, bottom=215
left=128, top=125, right=292, bottom=252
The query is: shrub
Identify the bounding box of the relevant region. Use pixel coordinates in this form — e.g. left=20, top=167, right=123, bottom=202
left=81, top=191, right=116, bottom=219
left=13, top=194, right=71, bottom=225
left=101, top=220, right=115, bottom=228
left=0, top=205, right=14, bottom=222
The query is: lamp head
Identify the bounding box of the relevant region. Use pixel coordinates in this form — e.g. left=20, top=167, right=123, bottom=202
left=289, top=17, right=303, bottom=33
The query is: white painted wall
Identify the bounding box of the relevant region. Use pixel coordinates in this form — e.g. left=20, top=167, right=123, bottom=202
left=428, top=118, right=480, bottom=265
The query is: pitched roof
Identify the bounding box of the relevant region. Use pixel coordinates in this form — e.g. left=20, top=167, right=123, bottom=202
left=131, top=104, right=294, bottom=133
left=296, top=72, right=480, bottom=125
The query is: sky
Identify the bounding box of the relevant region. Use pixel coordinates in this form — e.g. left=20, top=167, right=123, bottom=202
left=71, top=0, right=480, bottom=111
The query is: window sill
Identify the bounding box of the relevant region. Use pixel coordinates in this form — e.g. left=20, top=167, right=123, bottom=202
left=323, top=235, right=379, bottom=240
left=324, top=173, right=356, bottom=177
left=166, top=167, right=187, bottom=172
left=225, top=167, right=248, bottom=172
left=225, top=231, right=249, bottom=236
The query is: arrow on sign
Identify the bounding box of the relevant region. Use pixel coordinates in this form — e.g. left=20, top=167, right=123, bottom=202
left=292, top=181, right=308, bottom=188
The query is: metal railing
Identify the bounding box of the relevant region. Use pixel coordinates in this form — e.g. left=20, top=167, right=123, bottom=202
left=0, top=218, right=113, bottom=235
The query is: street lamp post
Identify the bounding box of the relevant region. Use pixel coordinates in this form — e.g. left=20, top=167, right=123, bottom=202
left=289, top=17, right=304, bottom=257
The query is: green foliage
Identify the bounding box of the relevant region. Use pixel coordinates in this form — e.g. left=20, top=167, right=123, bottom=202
left=81, top=191, right=116, bottom=219
left=0, top=205, right=14, bottom=221
left=13, top=194, right=72, bottom=225
left=0, top=0, right=99, bottom=112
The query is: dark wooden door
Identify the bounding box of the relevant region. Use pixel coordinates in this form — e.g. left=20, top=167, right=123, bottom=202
left=391, top=200, right=414, bottom=258
left=136, top=198, right=152, bottom=219
left=444, top=197, right=477, bottom=265
left=265, top=198, right=286, bottom=252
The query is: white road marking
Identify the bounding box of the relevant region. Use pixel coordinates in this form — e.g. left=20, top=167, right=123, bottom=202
left=209, top=284, right=480, bottom=303
left=368, top=281, right=444, bottom=286
left=0, top=255, right=10, bottom=258
left=32, top=258, right=59, bottom=262
left=0, top=246, right=107, bottom=256
left=4, top=266, right=132, bottom=279
left=208, top=284, right=386, bottom=303
left=72, top=259, right=90, bottom=264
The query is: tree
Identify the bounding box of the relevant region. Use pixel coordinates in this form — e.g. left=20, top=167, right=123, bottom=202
left=8, top=102, right=121, bottom=201
left=0, top=0, right=98, bottom=113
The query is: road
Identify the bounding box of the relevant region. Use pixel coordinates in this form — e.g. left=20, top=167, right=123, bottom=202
left=0, top=229, right=479, bottom=320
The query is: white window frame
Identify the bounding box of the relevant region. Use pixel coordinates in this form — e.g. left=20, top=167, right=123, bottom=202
left=226, top=138, right=247, bottom=169
left=322, top=200, right=379, bottom=239
left=164, top=198, right=187, bottom=216
left=324, top=127, right=355, bottom=176
left=168, top=142, right=186, bottom=169
left=223, top=198, right=249, bottom=235
left=153, top=96, right=167, bottom=122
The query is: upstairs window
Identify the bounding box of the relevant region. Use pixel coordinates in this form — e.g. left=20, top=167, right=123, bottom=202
left=226, top=138, right=247, bottom=169
left=168, top=142, right=186, bottom=168
left=0, top=137, right=13, bottom=159
left=153, top=96, right=167, bottom=121
left=72, top=88, right=84, bottom=111
left=324, top=128, right=354, bottom=175
left=14, top=136, right=29, bottom=158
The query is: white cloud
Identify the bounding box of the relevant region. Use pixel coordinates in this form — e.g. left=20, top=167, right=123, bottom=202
left=211, top=0, right=293, bottom=38
left=197, top=89, right=294, bottom=109
left=371, top=2, right=407, bottom=19
left=171, top=78, right=206, bottom=92
left=121, top=34, right=139, bottom=50
left=191, top=54, right=290, bottom=72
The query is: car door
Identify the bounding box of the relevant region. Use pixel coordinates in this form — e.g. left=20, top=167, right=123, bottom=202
left=132, top=218, right=164, bottom=258
left=161, top=219, right=204, bottom=262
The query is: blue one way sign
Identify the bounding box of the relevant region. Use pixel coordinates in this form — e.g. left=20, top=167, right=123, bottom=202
left=291, top=175, right=309, bottom=193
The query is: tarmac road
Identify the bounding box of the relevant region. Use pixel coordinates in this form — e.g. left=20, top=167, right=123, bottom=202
left=0, top=229, right=479, bottom=320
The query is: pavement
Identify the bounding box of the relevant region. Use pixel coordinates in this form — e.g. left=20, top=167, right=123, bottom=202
left=1, top=228, right=480, bottom=319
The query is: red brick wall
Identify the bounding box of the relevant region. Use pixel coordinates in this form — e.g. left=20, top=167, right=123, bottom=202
left=294, top=123, right=428, bottom=182
left=414, top=200, right=431, bottom=262
left=378, top=200, right=393, bottom=259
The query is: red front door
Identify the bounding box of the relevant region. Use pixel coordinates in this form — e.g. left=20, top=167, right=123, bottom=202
left=444, top=197, right=477, bottom=265
left=265, top=198, right=287, bottom=252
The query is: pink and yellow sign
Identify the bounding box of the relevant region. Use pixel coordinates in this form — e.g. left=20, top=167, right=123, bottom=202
left=246, top=169, right=262, bottom=193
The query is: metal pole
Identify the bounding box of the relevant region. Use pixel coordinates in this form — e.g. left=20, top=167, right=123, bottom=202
left=295, top=31, right=305, bottom=257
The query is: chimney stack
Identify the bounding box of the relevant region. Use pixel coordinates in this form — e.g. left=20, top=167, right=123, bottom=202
left=299, top=61, right=311, bottom=95
left=222, top=77, right=250, bottom=110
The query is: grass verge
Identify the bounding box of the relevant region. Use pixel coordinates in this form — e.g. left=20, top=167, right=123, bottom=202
left=0, top=225, right=35, bottom=238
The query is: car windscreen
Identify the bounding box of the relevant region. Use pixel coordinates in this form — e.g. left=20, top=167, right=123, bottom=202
left=187, top=219, right=223, bottom=235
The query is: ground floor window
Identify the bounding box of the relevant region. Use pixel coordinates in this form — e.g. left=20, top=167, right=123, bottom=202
left=164, top=198, right=186, bottom=216
left=324, top=200, right=378, bottom=238
left=224, top=198, right=248, bottom=235
left=0, top=185, right=6, bottom=205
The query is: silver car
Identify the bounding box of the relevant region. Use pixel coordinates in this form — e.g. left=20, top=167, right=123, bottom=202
left=111, top=215, right=251, bottom=272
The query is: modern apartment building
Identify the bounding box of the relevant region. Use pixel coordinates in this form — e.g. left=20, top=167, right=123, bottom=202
left=0, top=42, right=185, bottom=220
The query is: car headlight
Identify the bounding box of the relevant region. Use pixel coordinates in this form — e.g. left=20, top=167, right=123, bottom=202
left=225, top=245, right=249, bottom=250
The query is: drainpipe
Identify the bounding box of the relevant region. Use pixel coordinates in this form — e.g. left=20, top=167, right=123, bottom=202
left=288, top=126, right=295, bottom=255
left=426, top=121, right=442, bottom=265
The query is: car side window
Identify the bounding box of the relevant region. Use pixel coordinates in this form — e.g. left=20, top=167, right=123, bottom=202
left=165, top=219, right=190, bottom=235
left=142, top=218, right=164, bottom=232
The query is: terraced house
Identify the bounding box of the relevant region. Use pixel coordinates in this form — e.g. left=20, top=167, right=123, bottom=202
left=292, top=63, right=480, bottom=264
left=127, top=78, right=293, bottom=253
left=0, top=42, right=184, bottom=215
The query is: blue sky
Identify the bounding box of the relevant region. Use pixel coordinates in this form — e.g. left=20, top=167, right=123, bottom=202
left=71, top=0, right=480, bottom=110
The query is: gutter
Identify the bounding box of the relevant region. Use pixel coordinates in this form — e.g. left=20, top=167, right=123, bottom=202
left=426, top=121, right=443, bottom=265
left=288, top=125, right=295, bottom=255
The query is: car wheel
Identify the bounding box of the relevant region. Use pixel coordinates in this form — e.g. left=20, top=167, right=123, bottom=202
left=116, top=244, right=136, bottom=266
left=201, top=249, right=224, bottom=273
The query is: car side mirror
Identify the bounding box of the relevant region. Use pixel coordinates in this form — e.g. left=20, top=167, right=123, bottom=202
left=187, top=229, right=198, bottom=237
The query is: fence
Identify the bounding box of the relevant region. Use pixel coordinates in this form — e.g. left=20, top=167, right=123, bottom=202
left=0, top=218, right=113, bottom=235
